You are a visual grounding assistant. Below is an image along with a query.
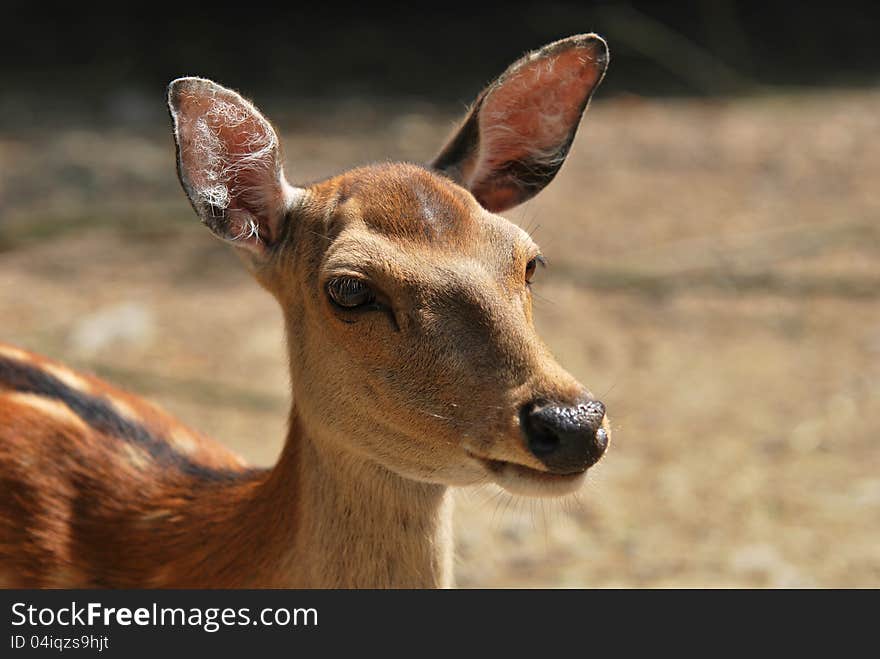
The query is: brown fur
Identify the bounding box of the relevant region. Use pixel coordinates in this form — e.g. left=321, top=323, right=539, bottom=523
left=0, top=35, right=610, bottom=588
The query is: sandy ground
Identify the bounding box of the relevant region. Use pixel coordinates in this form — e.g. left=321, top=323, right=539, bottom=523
left=1, top=89, right=878, bottom=587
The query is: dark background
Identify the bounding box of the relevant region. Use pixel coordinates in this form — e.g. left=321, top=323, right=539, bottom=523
left=4, top=1, right=880, bottom=119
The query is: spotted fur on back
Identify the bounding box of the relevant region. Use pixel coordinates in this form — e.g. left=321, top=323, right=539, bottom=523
left=0, top=345, right=267, bottom=587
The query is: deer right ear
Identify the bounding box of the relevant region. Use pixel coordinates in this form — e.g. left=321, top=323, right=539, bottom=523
left=431, top=34, right=608, bottom=213
left=167, top=77, right=302, bottom=258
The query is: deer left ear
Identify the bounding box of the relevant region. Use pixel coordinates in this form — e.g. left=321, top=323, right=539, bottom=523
left=431, top=34, right=609, bottom=213
left=167, top=77, right=300, bottom=258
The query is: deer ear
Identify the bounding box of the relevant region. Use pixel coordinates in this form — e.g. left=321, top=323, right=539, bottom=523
left=167, top=77, right=300, bottom=257
left=431, top=34, right=608, bottom=213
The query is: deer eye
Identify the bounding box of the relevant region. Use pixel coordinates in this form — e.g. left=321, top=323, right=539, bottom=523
left=525, top=255, right=545, bottom=284
left=327, top=277, right=376, bottom=309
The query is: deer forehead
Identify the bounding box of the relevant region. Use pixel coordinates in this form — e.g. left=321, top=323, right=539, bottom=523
left=309, top=163, right=535, bottom=273
left=313, top=164, right=508, bottom=241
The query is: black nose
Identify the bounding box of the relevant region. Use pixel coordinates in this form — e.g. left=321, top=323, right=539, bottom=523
left=519, top=399, right=608, bottom=473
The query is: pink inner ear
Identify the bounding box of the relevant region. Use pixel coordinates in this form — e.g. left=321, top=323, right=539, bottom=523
left=469, top=45, right=605, bottom=204
left=175, top=86, right=283, bottom=245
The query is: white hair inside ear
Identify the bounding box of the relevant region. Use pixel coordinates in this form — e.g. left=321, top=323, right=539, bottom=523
left=168, top=77, right=304, bottom=257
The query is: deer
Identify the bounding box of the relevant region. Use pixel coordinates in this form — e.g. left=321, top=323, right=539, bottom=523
left=0, top=34, right=610, bottom=588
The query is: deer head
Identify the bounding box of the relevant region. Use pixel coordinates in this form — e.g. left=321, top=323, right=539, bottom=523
left=168, top=34, right=610, bottom=498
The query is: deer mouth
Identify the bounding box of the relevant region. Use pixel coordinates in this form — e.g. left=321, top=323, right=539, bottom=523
left=467, top=452, right=589, bottom=497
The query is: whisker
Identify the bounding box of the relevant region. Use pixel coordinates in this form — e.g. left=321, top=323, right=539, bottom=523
left=490, top=491, right=510, bottom=528
left=600, top=381, right=619, bottom=400
left=303, top=228, right=332, bottom=243
left=530, top=290, right=557, bottom=306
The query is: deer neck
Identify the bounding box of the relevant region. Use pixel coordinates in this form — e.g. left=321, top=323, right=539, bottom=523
left=253, top=412, right=455, bottom=588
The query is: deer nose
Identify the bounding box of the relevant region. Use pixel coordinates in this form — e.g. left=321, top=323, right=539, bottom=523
left=519, top=399, right=608, bottom=473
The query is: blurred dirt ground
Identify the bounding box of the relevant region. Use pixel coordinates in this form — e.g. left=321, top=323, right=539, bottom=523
left=1, top=90, right=878, bottom=587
